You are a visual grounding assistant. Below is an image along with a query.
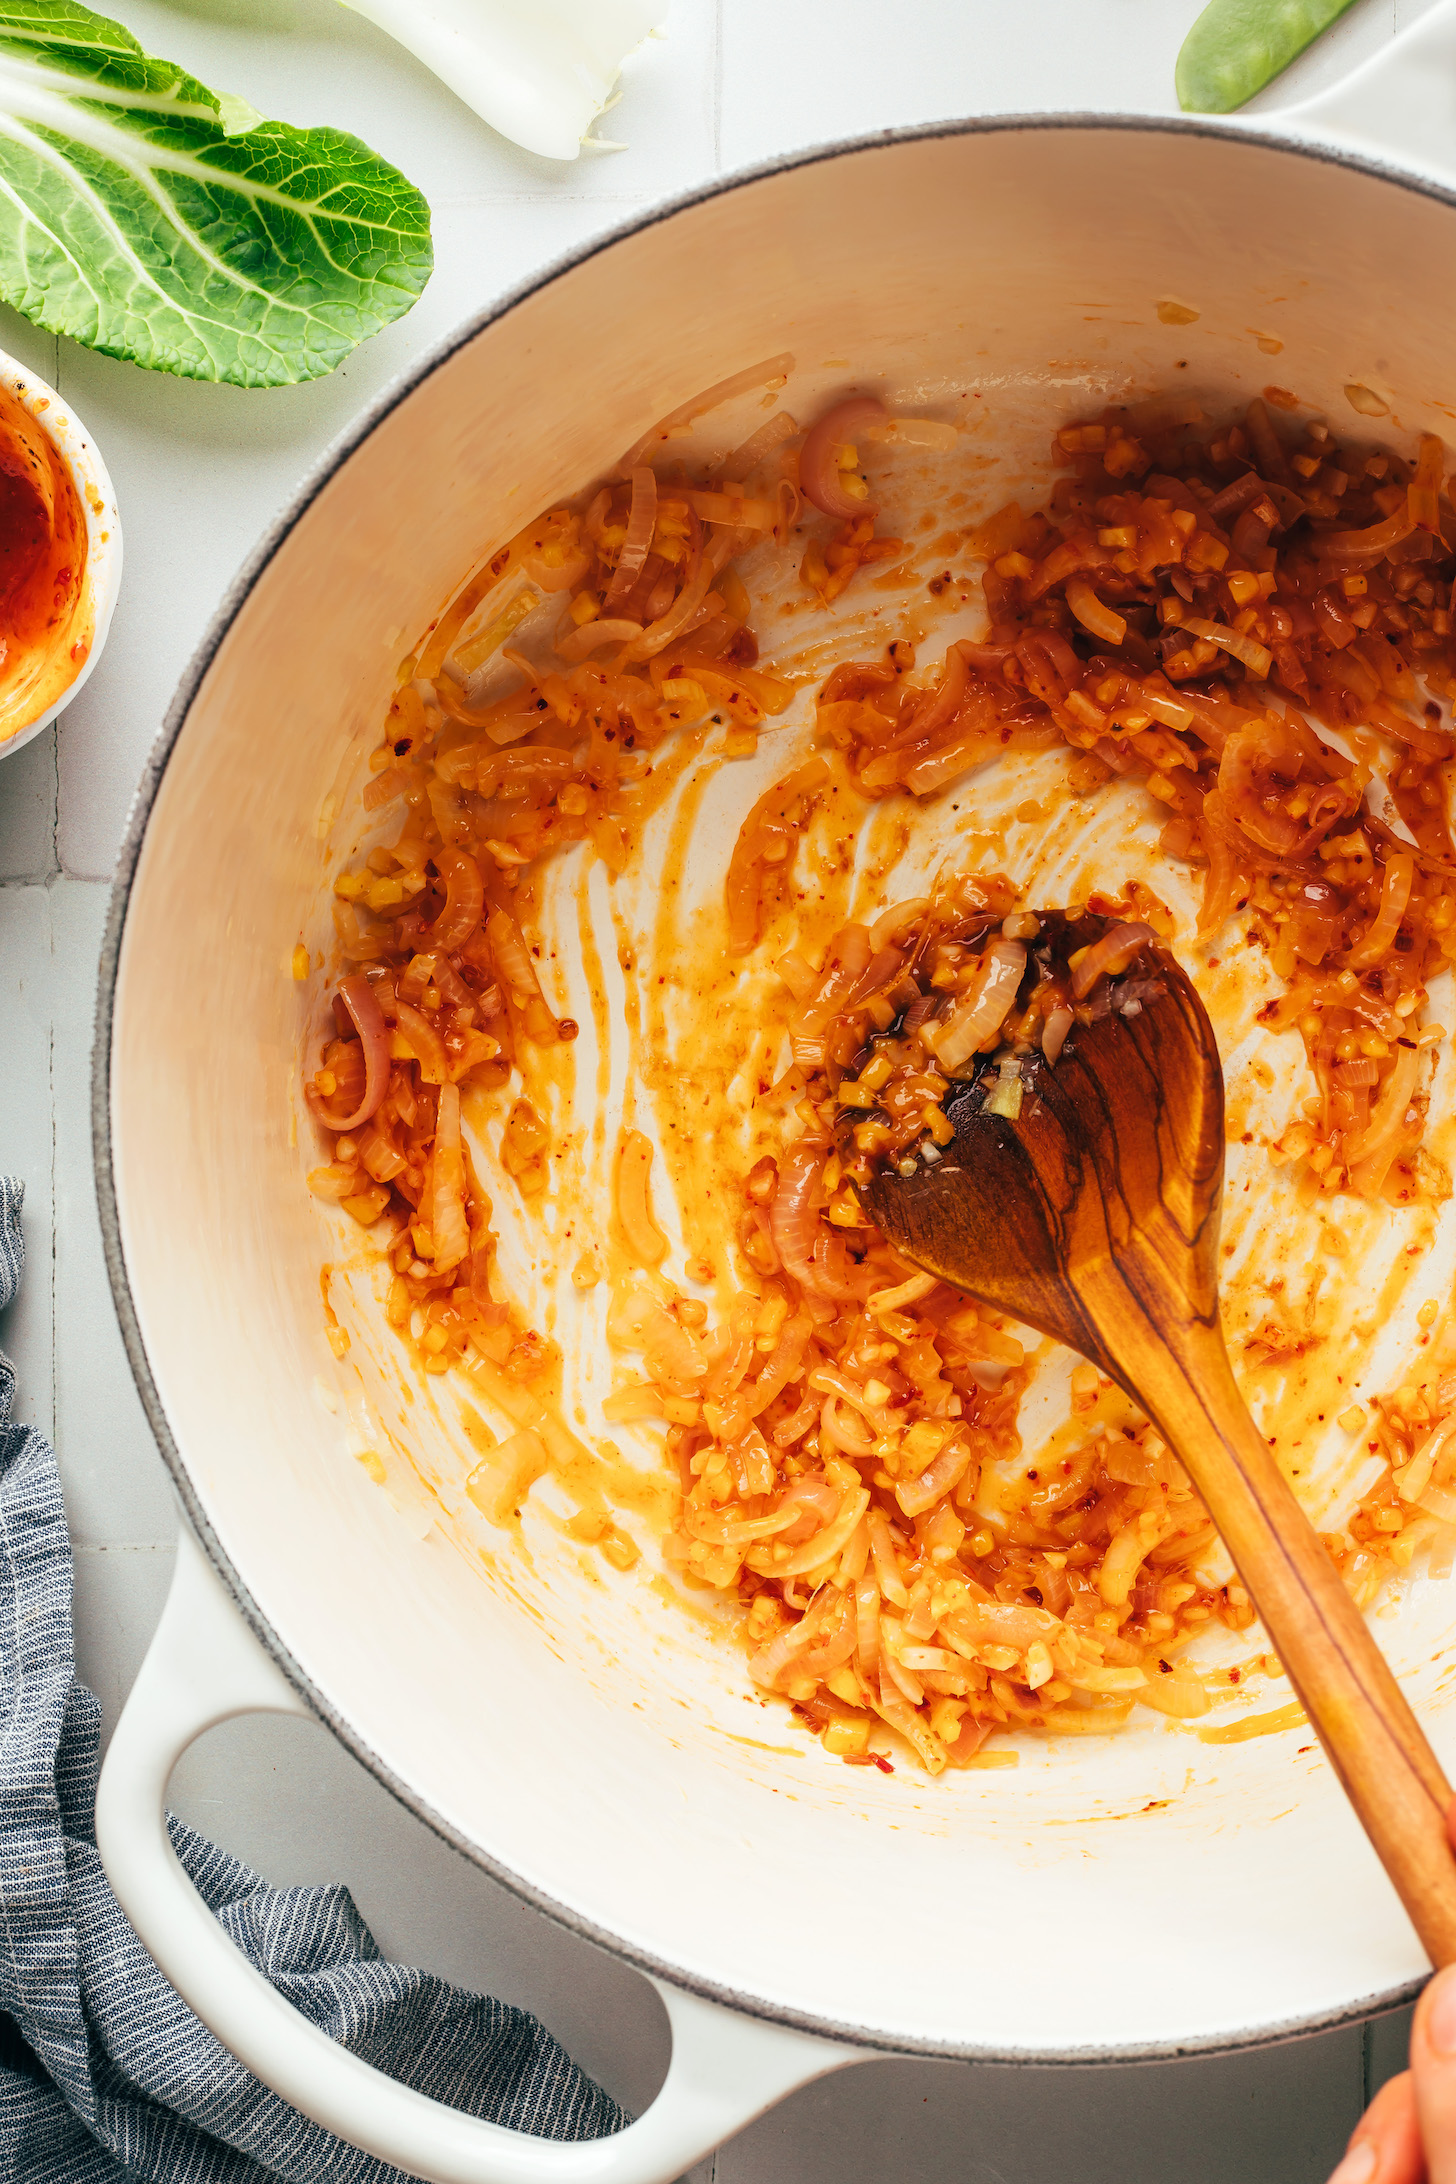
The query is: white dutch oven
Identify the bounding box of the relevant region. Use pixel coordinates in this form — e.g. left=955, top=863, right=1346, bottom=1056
left=92, top=10, right=1456, bottom=2179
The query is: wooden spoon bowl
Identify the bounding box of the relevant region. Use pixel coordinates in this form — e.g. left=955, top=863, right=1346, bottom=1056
left=860, top=914, right=1456, bottom=1963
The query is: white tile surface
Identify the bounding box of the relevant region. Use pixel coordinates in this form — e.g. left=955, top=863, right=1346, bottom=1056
left=71, top=1540, right=175, bottom=1735
left=0, top=880, right=53, bottom=1441
left=0, top=726, right=57, bottom=883
left=0, top=0, right=1437, bottom=2172
left=49, top=879, right=177, bottom=1544
left=1366, top=2001, right=1415, bottom=2101
left=712, top=2030, right=1368, bottom=2184
left=717, top=0, right=1191, bottom=172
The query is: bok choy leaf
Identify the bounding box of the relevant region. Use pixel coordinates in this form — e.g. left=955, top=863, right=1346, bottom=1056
left=0, top=0, right=432, bottom=387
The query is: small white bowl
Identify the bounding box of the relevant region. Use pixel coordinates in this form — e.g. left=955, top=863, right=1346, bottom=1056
left=0, top=346, right=121, bottom=763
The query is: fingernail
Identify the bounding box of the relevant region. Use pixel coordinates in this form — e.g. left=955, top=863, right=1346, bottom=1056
left=1430, top=1965, right=1456, bottom=2055
left=1326, top=2142, right=1377, bottom=2184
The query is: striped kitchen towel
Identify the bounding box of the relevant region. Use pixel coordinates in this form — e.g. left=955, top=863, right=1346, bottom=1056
left=0, top=1176, right=627, bottom=2182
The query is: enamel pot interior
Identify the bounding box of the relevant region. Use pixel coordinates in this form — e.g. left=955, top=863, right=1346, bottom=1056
left=104, top=120, right=1456, bottom=2062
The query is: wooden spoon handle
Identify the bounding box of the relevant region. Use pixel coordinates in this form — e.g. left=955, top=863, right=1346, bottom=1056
left=1146, top=1325, right=1456, bottom=1964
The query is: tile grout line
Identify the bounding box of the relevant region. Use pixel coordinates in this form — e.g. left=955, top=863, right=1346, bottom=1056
left=48, top=728, right=59, bottom=882
left=45, top=878, right=56, bottom=1449
left=73, top=1542, right=175, bottom=1554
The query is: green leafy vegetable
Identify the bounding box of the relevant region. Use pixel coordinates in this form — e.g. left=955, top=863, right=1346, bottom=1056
left=1176, top=0, right=1359, bottom=112
left=0, top=0, right=432, bottom=387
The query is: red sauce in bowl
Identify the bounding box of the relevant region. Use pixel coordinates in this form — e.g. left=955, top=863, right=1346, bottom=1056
left=0, top=382, right=89, bottom=745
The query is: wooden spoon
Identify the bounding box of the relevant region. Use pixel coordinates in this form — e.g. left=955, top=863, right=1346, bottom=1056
left=859, top=914, right=1456, bottom=1962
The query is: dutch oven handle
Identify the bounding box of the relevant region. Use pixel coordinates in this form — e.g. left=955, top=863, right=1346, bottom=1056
left=1266, top=0, right=1456, bottom=180
left=95, top=1527, right=865, bottom=2184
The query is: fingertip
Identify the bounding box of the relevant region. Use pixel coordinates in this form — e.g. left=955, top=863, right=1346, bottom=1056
left=1413, top=1966, right=1456, bottom=2181
left=1332, top=2068, right=1423, bottom=2184
left=1417, top=1961, right=1456, bottom=2061
left=1326, top=2139, right=1377, bottom=2184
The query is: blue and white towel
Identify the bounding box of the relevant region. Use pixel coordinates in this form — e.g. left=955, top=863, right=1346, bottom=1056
left=0, top=1176, right=627, bottom=2181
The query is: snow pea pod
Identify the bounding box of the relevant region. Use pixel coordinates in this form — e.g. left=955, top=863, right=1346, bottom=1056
left=1176, top=0, right=1360, bottom=112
